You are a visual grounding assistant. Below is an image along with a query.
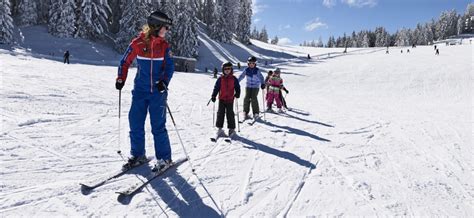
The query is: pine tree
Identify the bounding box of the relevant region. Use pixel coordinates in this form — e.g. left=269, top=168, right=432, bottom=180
left=361, top=32, right=369, bottom=47
left=435, top=10, right=459, bottom=40
left=48, top=0, right=76, bottom=38
left=0, top=0, right=14, bottom=44
left=351, top=31, right=357, bottom=47
left=317, top=36, right=324, bottom=47
left=75, top=0, right=111, bottom=40
left=259, top=26, right=268, bottom=43
left=375, top=27, right=389, bottom=47
left=210, top=3, right=232, bottom=43
left=395, top=28, right=409, bottom=46
left=270, top=35, right=279, bottom=44
left=17, top=0, right=38, bottom=26
left=423, top=23, right=434, bottom=44
left=236, top=0, right=251, bottom=44
left=251, top=26, right=259, bottom=39
left=114, top=0, right=147, bottom=52
left=203, top=0, right=215, bottom=27
left=225, top=0, right=239, bottom=33
left=173, top=1, right=199, bottom=57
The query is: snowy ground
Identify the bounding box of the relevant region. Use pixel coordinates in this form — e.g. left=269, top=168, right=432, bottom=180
left=1, top=29, right=473, bottom=216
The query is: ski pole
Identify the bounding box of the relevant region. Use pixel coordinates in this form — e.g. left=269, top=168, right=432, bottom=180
left=261, top=89, right=266, bottom=121
left=117, top=90, right=124, bottom=160
left=235, top=98, right=240, bottom=132
left=212, top=101, right=215, bottom=127
left=166, top=103, right=196, bottom=172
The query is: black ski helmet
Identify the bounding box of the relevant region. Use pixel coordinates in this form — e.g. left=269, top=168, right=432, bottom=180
left=148, top=11, right=172, bottom=27
left=222, top=62, right=233, bottom=73
left=247, top=56, right=257, bottom=63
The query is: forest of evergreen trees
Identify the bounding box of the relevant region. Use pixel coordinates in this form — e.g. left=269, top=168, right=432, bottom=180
left=1, top=0, right=473, bottom=54
left=0, top=0, right=253, bottom=58
left=299, top=3, right=474, bottom=48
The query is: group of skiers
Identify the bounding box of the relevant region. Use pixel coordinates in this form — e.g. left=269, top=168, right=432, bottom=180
left=210, top=56, right=289, bottom=138
left=114, top=10, right=290, bottom=172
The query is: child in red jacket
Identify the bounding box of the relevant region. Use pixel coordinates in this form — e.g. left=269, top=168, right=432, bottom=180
left=211, top=62, right=241, bottom=137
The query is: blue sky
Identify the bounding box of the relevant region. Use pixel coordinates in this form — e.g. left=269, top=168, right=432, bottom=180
left=251, top=0, right=471, bottom=45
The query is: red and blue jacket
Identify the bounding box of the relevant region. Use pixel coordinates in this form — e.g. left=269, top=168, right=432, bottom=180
left=212, top=73, right=241, bottom=103
left=117, top=33, right=174, bottom=93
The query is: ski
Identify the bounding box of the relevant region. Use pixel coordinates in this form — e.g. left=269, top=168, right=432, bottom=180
left=116, top=158, right=188, bottom=198
left=80, top=158, right=152, bottom=191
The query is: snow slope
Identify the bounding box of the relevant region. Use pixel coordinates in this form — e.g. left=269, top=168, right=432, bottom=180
left=1, top=30, right=473, bottom=216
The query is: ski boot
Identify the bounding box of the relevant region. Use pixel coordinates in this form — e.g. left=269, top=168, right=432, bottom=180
left=228, top=128, right=236, bottom=138
left=152, top=159, right=173, bottom=172
left=122, top=155, right=147, bottom=170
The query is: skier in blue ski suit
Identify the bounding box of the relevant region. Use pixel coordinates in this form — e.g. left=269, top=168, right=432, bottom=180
left=115, top=11, right=174, bottom=170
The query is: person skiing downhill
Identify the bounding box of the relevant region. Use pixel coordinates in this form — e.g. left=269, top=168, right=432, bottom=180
left=63, top=50, right=70, bottom=64
left=238, top=56, right=265, bottom=119
left=211, top=62, right=241, bottom=137
left=266, top=68, right=288, bottom=113
left=115, top=11, right=174, bottom=172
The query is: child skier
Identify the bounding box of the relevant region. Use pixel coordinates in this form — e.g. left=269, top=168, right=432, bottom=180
left=266, top=68, right=288, bottom=113
left=211, top=62, right=241, bottom=137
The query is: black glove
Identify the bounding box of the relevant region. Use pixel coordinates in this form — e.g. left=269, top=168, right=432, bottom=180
left=156, top=80, right=167, bottom=92
left=211, top=96, right=216, bottom=102
left=261, top=84, right=266, bottom=89
left=234, top=93, right=240, bottom=98
left=115, top=79, right=124, bottom=90
left=285, top=89, right=289, bottom=94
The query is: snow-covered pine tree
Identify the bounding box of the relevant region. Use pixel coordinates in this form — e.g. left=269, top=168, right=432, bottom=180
left=361, top=31, right=369, bottom=47
left=210, top=3, right=232, bottom=43
left=17, top=0, right=38, bottom=26
left=75, top=0, right=111, bottom=40
left=236, top=0, right=251, bottom=44
left=375, top=27, right=389, bottom=47
left=259, top=26, right=268, bottom=43
left=251, top=26, right=259, bottom=39
left=435, top=10, right=459, bottom=40
left=457, top=16, right=464, bottom=35
left=351, top=31, right=357, bottom=47
left=270, top=35, right=278, bottom=44
left=172, top=0, right=198, bottom=57
left=423, top=23, right=434, bottom=44
left=48, top=0, right=76, bottom=38
left=160, top=0, right=178, bottom=46
left=37, top=0, right=49, bottom=24
left=225, top=0, right=239, bottom=33
left=0, top=0, right=14, bottom=44
left=203, top=0, right=215, bottom=27
left=317, top=36, right=324, bottom=47
left=114, top=0, right=147, bottom=52
left=395, top=28, right=410, bottom=46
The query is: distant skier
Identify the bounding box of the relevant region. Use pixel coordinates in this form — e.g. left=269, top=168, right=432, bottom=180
left=307, top=54, right=311, bottom=59
left=211, top=62, right=240, bottom=138
left=434, top=45, right=437, bottom=50
left=266, top=68, right=288, bottom=113
left=238, top=56, right=265, bottom=119
left=435, top=49, right=440, bottom=55
left=213, top=67, right=218, bottom=78
left=115, top=10, right=174, bottom=172
left=407, top=49, right=410, bottom=53
left=401, top=50, right=403, bottom=53
left=63, top=50, right=70, bottom=64
left=237, top=62, right=241, bottom=69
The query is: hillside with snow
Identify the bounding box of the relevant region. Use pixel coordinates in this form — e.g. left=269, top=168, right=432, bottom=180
left=0, top=26, right=473, bottom=217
